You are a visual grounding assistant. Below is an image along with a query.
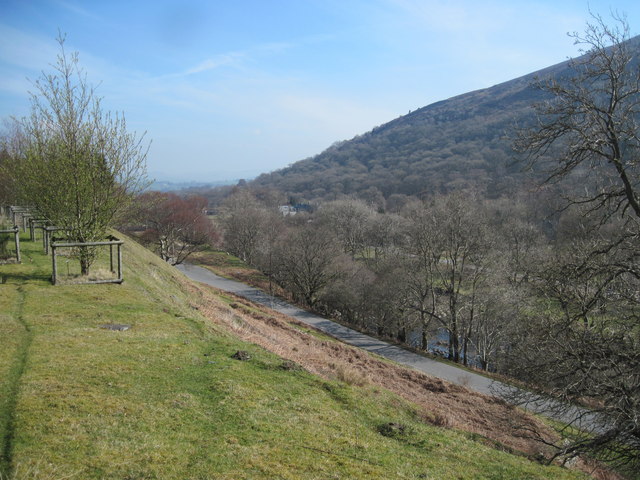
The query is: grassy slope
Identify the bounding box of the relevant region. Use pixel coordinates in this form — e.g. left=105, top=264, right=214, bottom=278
left=0, top=234, right=585, bottom=479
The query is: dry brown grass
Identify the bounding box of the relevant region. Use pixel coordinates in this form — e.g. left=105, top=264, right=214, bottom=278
left=179, top=275, right=622, bottom=479
left=184, top=280, right=555, bottom=456
left=334, top=363, right=370, bottom=387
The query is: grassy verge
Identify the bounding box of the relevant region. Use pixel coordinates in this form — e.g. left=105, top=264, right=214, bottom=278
left=0, top=236, right=585, bottom=479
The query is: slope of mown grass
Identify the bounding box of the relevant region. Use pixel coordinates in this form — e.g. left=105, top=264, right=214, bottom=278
left=0, top=233, right=585, bottom=479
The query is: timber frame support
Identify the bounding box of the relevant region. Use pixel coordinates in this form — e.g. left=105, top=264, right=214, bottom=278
left=51, top=238, right=124, bottom=285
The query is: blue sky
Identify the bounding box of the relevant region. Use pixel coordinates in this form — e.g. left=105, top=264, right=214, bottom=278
left=1, top=0, right=639, bottom=182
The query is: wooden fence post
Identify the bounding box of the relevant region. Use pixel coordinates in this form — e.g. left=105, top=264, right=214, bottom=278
left=51, top=244, right=57, bottom=285
left=14, top=226, right=20, bottom=263
left=117, top=242, right=123, bottom=282
left=1, top=226, right=20, bottom=263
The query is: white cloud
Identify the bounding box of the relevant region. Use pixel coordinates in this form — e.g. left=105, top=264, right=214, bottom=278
left=182, top=53, right=245, bottom=76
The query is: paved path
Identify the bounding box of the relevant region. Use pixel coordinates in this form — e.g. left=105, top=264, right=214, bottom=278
left=178, top=263, right=500, bottom=396
left=177, top=263, right=603, bottom=430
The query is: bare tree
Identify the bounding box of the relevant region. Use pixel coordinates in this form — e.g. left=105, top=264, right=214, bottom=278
left=135, top=192, right=218, bottom=265
left=516, top=13, right=640, bottom=222
left=513, top=13, right=640, bottom=471
left=402, top=192, right=492, bottom=364
left=319, top=198, right=374, bottom=259
left=219, top=189, right=273, bottom=265
left=401, top=202, right=442, bottom=351
left=363, top=261, right=413, bottom=342
left=365, top=212, right=405, bottom=265
left=319, top=256, right=377, bottom=328
left=503, top=232, right=640, bottom=470
left=271, top=223, right=341, bottom=308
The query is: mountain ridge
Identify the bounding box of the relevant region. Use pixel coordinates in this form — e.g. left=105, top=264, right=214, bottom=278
left=250, top=35, right=640, bottom=202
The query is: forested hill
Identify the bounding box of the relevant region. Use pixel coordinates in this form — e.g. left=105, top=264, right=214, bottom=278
left=251, top=37, right=639, bottom=202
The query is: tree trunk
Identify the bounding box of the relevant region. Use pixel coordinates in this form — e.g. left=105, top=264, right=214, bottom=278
left=450, top=319, right=460, bottom=363
left=79, top=246, right=91, bottom=276
left=397, top=323, right=406, bottom=344
left=421, top=327, right=429, bottom=351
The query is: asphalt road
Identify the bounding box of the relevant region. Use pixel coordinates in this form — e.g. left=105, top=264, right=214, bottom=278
left=178, top=263, right=504, bottom=395
left=176, top=262, right=603, bottom=431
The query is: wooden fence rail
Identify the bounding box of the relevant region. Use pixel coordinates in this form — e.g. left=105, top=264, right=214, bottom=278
left=28, top=217, right=49, bottom=241
left=0, top=226, right=21, bottom=263
left=51, top=238, right=124, bottom=285
left=44, top=226, right=64, bottom=255
left=8, top=206, right=30, bottom=230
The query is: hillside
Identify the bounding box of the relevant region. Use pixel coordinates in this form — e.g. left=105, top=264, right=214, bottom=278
left=251, top=36, right=640, bottom=202
left=0, top=232, right=589, bottom=479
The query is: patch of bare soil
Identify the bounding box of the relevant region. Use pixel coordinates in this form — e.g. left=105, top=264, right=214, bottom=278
left=183, top=278, right=621, bottom=479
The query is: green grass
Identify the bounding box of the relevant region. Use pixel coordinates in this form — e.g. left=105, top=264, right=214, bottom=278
left=0, top=233, right=586, bottom=479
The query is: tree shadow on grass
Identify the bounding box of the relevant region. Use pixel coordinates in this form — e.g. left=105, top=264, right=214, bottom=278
left=0, top=272, right=51, bottom=285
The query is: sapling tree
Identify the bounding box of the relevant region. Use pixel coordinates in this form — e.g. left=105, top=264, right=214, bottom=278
left=0, top=121, right=25, bottom=205
left=8, top=34, right=148, bottom=274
